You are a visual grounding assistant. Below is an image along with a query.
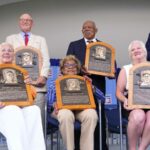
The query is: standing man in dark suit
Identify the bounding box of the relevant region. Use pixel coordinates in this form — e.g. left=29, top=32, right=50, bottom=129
left=67, top=20, right=108, bottom=150
left=146, top=33, right=150, bottom=61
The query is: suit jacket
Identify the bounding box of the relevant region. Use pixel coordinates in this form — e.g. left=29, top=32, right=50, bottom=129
left=6, top=33, right=50, bottom=92
left=67, top=38, right=105, bottom=93
left=146, top=33, right=150, bottom=61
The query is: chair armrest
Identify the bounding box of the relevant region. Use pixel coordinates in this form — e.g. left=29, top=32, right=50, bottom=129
left=93, top=86, right=105, bottom=104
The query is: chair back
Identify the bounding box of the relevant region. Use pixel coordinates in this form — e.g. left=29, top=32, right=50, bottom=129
left=46, top=59, right=61, bottom=134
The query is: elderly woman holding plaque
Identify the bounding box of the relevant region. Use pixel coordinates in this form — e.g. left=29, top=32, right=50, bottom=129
left=51, top=55, right=98, bottom=150
left=116, top=40, right=150, bottom=150
left=0, top=43, right=46, bottom=150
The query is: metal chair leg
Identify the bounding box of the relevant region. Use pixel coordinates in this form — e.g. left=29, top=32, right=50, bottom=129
left=98, top=102, right=102, bottom=150
left=119, top=102, right=123, bottom=150
left=57, top=131, right=60, bottom=150
left=51, top=133, right=54, bottom=150
left=45, top=98, right=48, bottom=149
left=126, top=133, right=128, bottom=150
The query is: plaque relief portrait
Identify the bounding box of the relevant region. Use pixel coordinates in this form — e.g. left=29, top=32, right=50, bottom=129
left=139, top=70, right=150, bottom=88
left=66, top=79, right=81, bottom=91
left=15, top=47, right=42, bottom=81
left=3, top=69, right=18, bottom=84
left=22, top=52, right=33, bottom=66
left=92, top=46, right=106, bottom=60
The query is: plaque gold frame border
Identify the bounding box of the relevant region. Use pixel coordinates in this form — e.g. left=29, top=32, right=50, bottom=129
left=14, top=46, right=43, bottom=77
left=0, top=64, right=34, bottom=106
left=56, top=75, right=96, bottom=110
left=128, top=62, right=150, bottom=109
left=85, top=41, right=115, bottom=77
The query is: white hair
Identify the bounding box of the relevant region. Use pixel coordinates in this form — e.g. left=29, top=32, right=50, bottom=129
left=0, top=42, right=14, bottom=51
left=19, top=13, right=33, bottom=20
left=128, top=40, right=147, bottom=59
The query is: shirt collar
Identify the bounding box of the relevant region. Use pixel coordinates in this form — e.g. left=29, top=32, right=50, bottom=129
left=84, top=38, right=97, bottom=44
left=20, top=32, right=31, bottom=37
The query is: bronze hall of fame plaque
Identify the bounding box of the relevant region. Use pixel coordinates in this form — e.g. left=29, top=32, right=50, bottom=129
left=56, top=75, right=96, bottom=110
left=14, top=46, right=42, bottom=81
left=128, top=62, right=150, bottom=109
left=85, top=42, right=115, bottom=77
left=0, top=64, right=34, bottom=106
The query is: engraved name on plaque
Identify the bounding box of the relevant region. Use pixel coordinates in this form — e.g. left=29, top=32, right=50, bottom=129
left=0, top=64, right=34, bottom=106
left=128, top=62, right=150, bottom=109
left=85, top=42, right=115, bottom=77
left=14, top=46, right=42, bottom=81
left=56, top=75, right=96, bottom=110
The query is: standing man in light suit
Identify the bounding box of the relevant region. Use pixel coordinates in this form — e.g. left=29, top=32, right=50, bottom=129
left=6, top=13, right=50, bottom=129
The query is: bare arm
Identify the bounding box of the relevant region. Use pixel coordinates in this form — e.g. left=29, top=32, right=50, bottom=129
left=116, top=68, right=129, bottom=110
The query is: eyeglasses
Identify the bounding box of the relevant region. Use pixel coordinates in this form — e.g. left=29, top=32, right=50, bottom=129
left=1, top=49, right=14, bottom=53
left=20, top=19, right=32, bottom=22
left=64, top=63, right=77, bottom=68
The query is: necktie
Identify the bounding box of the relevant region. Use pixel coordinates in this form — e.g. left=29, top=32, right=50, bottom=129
left=25, top=34, right=29, bottom=46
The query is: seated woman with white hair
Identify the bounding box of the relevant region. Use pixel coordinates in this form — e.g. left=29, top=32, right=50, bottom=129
left=116, top=40, right=150, bottom=150
left=0, top=42, right=46, bottom=150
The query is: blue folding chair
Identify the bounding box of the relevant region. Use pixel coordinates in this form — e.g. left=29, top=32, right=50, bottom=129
left=0, top=133, right=7, bottom=150
left=46, top=60, right=61, bottom=150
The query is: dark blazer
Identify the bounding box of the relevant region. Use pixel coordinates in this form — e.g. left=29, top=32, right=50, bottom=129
left=67, top=38, right=105, bottom=94
left=146, top=33, right=150, bottom=61
left=67, top=38, right=86, bottom=64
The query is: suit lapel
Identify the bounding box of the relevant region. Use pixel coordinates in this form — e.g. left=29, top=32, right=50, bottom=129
left=17, top=33, right=25, bottom=46
left=80, top=38, right=86, bottom=64
left=28, top=33, right=34, bottom=46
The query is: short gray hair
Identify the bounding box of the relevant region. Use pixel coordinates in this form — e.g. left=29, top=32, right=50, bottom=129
left=60, top=55, right=81, bottom=74
left=128, top=40, right=147, bottom=59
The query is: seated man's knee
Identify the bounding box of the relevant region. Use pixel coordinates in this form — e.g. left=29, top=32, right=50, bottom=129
left=58, top=109, right=75, bottom=123
left=84, top=109, right=98, bottom=122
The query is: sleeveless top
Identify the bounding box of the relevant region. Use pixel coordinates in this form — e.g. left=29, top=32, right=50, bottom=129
left=123, top=64, right=133, bottom=90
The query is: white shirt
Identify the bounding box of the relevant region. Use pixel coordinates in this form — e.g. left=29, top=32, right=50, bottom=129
left=84, top=38, right=97, bottom=45
left=123, top=64, right=133, bottom=90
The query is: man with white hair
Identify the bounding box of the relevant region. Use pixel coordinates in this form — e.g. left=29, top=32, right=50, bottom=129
left=6, top=13, right=50, bottom=129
